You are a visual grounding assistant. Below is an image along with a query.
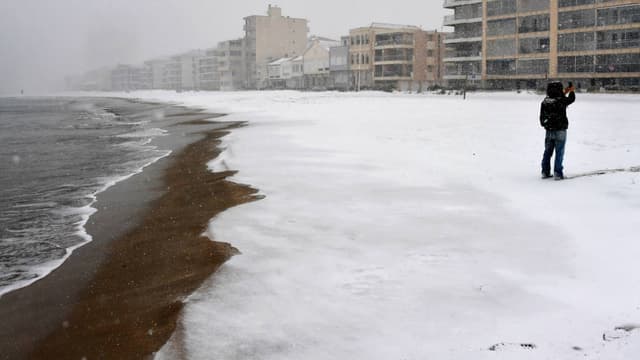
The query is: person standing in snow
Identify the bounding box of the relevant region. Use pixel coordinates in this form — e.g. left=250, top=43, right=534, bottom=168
left=539, top=81, right=575, bottom=180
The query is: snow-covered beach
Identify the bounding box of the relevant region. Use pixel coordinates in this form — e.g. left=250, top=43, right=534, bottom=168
left=34, top=91, right=640, bottom=359
left=105, top=90, right=640, bottom=360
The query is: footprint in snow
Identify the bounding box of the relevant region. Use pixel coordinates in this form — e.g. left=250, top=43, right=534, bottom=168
left=488, top=343, right=536, bottom=351
left=603, top=324, right=640, bottom=341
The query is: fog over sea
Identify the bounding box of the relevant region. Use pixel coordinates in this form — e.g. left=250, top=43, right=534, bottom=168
left=0, top=97, right=169, bottom=296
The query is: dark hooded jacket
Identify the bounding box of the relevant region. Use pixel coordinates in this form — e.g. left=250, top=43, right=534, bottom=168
left=540, top=82, right=575, bottom=131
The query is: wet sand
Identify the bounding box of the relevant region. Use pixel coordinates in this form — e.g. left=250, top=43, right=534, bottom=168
left=0, top=99, right=258, bottom=359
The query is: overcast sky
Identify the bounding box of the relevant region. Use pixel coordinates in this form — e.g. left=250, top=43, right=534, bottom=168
left=0, top=0, right=449, bottom=94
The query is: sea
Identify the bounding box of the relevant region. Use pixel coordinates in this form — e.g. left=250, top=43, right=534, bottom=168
left=0, top=97, right=170, bottom=297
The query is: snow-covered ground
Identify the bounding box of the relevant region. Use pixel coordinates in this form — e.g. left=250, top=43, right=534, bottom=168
left=110, top=91, right=639, bottom=359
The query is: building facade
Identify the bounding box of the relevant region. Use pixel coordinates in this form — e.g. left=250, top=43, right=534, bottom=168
left=217, top=39, right=246, bottom=91
left=110, top=65, right=149, bottom=91
left=244, top=5, right=309, bottom=89
left=145, top=58, right=170, bottom=90
left=267, top=57, right=293, bottom=88
left=444, top=0, right=640, bottom=90
left=349, top=24, right=446, bottom=91
left=303, top=37, right=340, bottom=90
left=180, top=50, right=205, bottom=91
left=330, top=36, right=351, bottom=90
left=288, top=56, right=305, bottom=89
left=199, top=48, right=221, bottom=91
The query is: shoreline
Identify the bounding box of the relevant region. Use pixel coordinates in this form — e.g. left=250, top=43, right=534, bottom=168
left=0, top=99, right=258, bottom=359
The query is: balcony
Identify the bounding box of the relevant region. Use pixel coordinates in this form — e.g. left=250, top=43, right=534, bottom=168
left=375, top=48, right=414, bottom=63
left=443, top=53, right=482, bottom=62
left=374, top=64, right=413, bottom=79
left=375, top=56, right=414, bottom=63
left=444, top=14, right=483, bottom=26
left=443, top=0, right=482, bottom=8
left=374, top=33, right=414, bottom=48
left=443, top=74, right=481, bottom=80
left=444, top=36, right=482, bottom=44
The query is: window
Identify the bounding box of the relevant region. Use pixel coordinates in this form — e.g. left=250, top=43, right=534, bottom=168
left=519, top=37, right=550, bottom=54
left=518, top=15, right=550, bottom=33
left=596, top=53, right=640, bottom=72
left=559, top=9, right=596, bottom=30
left=597, top=29, right=640, bottom=49
left=597, top=5, right=640, bottom=26
left=517, top=59, right=549, bottom=74
left=375, top=33, right=414, bottom=46
left=517, top=0, right=549, bottom=12
left=558, top=55, right=594, bottom=73
left=374, top=64, right=413, bottom=77
left=487, top=18, right=516, bottom=36
left=559, top=0, right=594, bottom=7
left=558, top=32, right=596, bottom=52
left=487, top=0, right=516, bottom=17
left=487, top=39, right=516, bottom=57
left=487, top=59, right=516, bottom=75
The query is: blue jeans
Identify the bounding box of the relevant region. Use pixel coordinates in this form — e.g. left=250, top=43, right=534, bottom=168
left=541, top=130, right=567, bottom=176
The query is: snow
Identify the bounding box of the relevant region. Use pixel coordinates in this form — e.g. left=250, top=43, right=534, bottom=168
left=99, top=90, right=639, bottom=359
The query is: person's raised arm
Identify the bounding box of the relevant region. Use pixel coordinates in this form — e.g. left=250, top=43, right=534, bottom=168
left=563, top=85, right=576, bottom=106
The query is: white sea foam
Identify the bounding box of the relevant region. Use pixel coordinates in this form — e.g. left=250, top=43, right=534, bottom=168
left=0, top=149, right=171, bottom=298
left=118, top=127, right=168, bottom=138
left=0, top=117, right=172, bottom=298
left=207, top=135, right=232, bottom=173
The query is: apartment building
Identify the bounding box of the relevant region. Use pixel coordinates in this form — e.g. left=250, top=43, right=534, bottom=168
left=110, top=64, right=149, bottom=91
left=180, top=50, right=205, bottom=91
left=199, top=48, right=221, bottom=91
left=444, top=0, right=640, bottom=90
left=145, top=58, right=171, bottom=89
left=244, top=5, right=309, bottom=89
left=161, top=56, right=181, bottom=90
left=159, top=51, right=205, bottom=91
left=217, top=39, right=246, bottom=91
left=349, top=23, right=446, bottom=91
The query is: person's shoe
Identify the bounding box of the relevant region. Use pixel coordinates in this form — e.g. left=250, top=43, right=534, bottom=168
left=541, top=171, right=552, bottom=179
left=554, top=173, right=564, bottom=181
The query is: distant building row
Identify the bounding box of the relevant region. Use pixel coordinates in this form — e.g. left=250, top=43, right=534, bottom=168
left=66, top=40, right=246, bottom=92
left=67, top=6, right=447, bottom=92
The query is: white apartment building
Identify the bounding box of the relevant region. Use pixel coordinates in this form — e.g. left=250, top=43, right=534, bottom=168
left=217, top=39, right=246, bottom=91
left=145, top=58, right=171, bottom=89
left=199, top=48, right=221, bottom=91
left=180, top=50, right=205, bottom=91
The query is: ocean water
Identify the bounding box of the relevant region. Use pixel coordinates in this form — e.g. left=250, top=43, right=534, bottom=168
left=0, top=97, right=170, bottom=297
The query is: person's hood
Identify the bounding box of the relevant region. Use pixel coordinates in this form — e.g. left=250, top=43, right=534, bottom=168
left=546, top=81, right=564, bottom=98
